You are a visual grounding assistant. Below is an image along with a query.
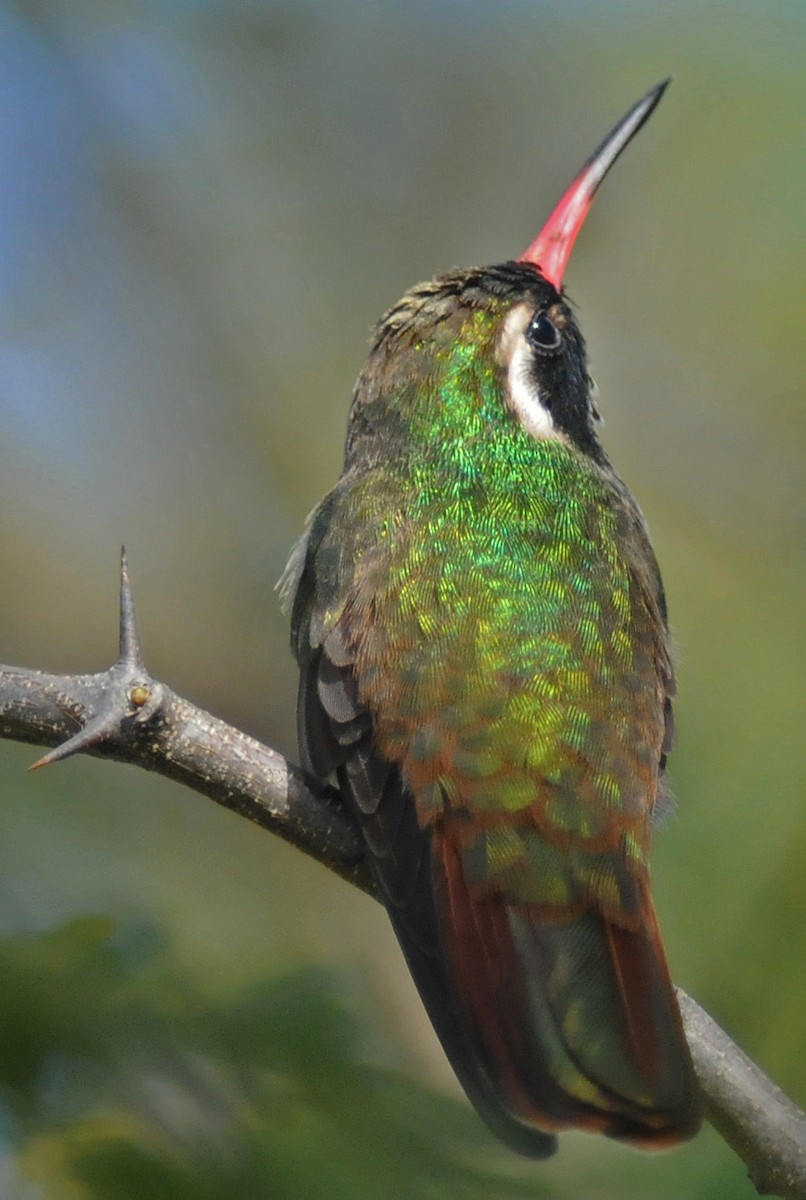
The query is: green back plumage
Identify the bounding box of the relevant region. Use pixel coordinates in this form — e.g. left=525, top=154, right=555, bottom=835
left=284, top=262, right=698, bottom=1153
left=298, top=271, right=669, bottom=911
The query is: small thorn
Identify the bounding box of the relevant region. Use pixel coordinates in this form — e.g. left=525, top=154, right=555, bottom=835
left=119, top=546, right=146, bottom=669
left=28, top=712, right=120, bottom=771
left=29, top=747, right=69, bottom=771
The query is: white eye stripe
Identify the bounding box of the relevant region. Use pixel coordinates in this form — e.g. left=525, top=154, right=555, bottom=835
left=497, top=304, right=563, bottom=443
left=508, top=335, right=557, bottom=439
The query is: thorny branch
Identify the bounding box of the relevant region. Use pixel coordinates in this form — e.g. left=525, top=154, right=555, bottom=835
left=1, top=552, right=804, bottom=1199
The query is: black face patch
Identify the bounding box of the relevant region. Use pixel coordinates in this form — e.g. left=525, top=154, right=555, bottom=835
left=484, top=283, right=601, bottom=463
left=524, top=312, right=602, bottom=460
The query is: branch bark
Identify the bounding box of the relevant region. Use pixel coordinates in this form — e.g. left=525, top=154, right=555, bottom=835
left=676, top=990, right=806, bottom=1198
left=1, top=553, right=804, bottom=1198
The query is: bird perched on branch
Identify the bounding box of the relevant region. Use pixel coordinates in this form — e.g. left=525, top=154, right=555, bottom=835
left=282, top=81, right=701, bottom=1158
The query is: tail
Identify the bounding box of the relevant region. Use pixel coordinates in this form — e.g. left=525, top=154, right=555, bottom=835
left=392, top=827, right=701, bottom=1155
left=316, top=664, right=700, bottom=1154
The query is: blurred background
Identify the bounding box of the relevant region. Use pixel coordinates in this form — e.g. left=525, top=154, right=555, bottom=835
left=0, top=1, right=804, bottom=1196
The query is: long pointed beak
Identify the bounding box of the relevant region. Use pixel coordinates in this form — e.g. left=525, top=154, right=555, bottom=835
left=518, top=80, right=669, bottom=290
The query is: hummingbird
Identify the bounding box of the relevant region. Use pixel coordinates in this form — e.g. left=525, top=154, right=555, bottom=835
left=281, top=81, right=701, bottom=1157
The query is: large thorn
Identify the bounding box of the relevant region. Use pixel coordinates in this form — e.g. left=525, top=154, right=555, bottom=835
left=29, top=550, right=158, bottom=770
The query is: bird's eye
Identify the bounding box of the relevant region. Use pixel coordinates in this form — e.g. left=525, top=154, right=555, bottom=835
left=526, top=313, right=562, bottom=353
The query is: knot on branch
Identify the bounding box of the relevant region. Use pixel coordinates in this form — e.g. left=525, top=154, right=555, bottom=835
left=30, top=550, right=165, bottom=770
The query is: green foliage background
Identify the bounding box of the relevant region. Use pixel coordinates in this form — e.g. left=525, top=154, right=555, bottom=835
left=0, top=2, right=804, bottom=1196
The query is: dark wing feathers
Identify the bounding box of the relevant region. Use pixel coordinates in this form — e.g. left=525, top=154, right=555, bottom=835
left=293, top=590, right=559, bottom=1157
left=317, top=653, right=363, bottom=725
left=342, top=750, right=391, bottom=816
